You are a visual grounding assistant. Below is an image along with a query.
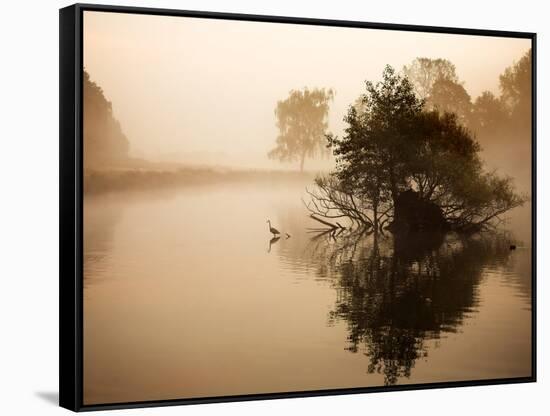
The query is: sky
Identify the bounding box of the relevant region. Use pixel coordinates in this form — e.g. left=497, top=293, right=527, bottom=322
left=83, top=11, right=531, bottom=169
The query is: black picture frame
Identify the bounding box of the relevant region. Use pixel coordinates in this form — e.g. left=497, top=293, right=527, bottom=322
left=59, top=3, right=537, bottom=412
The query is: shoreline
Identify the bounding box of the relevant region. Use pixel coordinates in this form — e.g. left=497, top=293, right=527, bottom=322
left=84, top=166, right=321, bottom=195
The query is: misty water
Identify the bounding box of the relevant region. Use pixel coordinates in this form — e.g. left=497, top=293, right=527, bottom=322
left=83, top=177, right=532, bottom=404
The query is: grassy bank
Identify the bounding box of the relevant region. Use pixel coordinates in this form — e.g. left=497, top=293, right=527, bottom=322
left=84, top=167, right=318, bottom=194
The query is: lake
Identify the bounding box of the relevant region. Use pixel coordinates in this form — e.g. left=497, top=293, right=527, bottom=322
left=83, top=177, right=532, bottom=404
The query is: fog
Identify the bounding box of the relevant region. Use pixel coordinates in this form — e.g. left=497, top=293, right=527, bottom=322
left=83, top=11, right=530, bottom=171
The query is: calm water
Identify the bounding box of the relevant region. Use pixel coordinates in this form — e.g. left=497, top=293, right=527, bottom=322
left=83, top=179, right=532, bottom=404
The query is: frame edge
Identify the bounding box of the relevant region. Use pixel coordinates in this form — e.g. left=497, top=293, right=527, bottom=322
left=60, top=4, right=83, bottom=412
left=61, top=3, right=537, bottom=411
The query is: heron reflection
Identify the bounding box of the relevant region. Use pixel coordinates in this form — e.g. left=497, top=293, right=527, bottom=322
left=267, top=236, right=281, bottom=253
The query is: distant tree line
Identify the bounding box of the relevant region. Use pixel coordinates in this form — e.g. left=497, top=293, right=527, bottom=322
left=83, top=70, right=129, bottom=169
left=403, top=51, right=532, bottom=149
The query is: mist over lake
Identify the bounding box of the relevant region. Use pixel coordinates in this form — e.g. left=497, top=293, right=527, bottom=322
left=83, top=177, right=531, bottom=403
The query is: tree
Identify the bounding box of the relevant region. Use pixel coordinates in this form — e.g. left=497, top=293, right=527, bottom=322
left=499, top=49, right=532, bottom=131
left=327, top=65, right=423, bottom=230
left=471, top=91, right=508, bottom=133
left=409, top=111, right=480, bottom=203
left=411, top=111, right=524, bottom=230
left=83, top=70, right=129, bottom=168
left=268, top=88, right=334, bottom=172
left=403, top=58, right=473, bottom=128
left=402, top=58, right=459, bottom=101
left=427, top=78, right=473, bottom=127
left=467, top=49, right=531, bottom=191
left=307, top=66, right=525, bottom=233
left=304, top=175, right=376, bottom=230
left=441, top=169, right=524, bottom=231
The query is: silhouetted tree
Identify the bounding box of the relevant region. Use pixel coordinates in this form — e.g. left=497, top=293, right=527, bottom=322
left=307, top=66, right=524, bottom=232
left=427, top=78, right=473, bottom=127
left=467, top=49, right=532, bottom=191
left=471, top=91, right=508, bottom=134
left=403, top=58, right=473, bottom=128
left=402, top=58, right=459, bottom=101
left=410, top=111, right=478, bottom=197
left=83, top=70, right=129, bottom=168
left=329, top=65, right=423, bottom=226
left=304, top=175, right=377, bottom=229
left=499, top=49, right=532, bottom=132
left=268, top=88, right=334, bottom=172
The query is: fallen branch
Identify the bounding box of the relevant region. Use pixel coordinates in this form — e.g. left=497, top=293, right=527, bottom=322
left=310, top=214, right=338, bottom=229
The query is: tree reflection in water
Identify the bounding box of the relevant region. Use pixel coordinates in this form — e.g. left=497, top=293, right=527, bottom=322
left=306, top=230, right=513, bottom=385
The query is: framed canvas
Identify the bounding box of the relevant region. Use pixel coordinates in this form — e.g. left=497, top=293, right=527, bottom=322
left=59, top=3, right=537, bottom=411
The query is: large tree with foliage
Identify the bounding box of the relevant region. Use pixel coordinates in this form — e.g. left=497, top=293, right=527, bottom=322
left=307, top=66, right=524, bottom=233
left=268, top=88, right=334, bottom=172
left=327, top=66, right=422, bottom=230
left=411, top=111, right=524, bottom=231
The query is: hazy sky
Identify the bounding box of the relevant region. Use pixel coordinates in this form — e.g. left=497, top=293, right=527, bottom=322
left=83, top=11, right=531, bottom=168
